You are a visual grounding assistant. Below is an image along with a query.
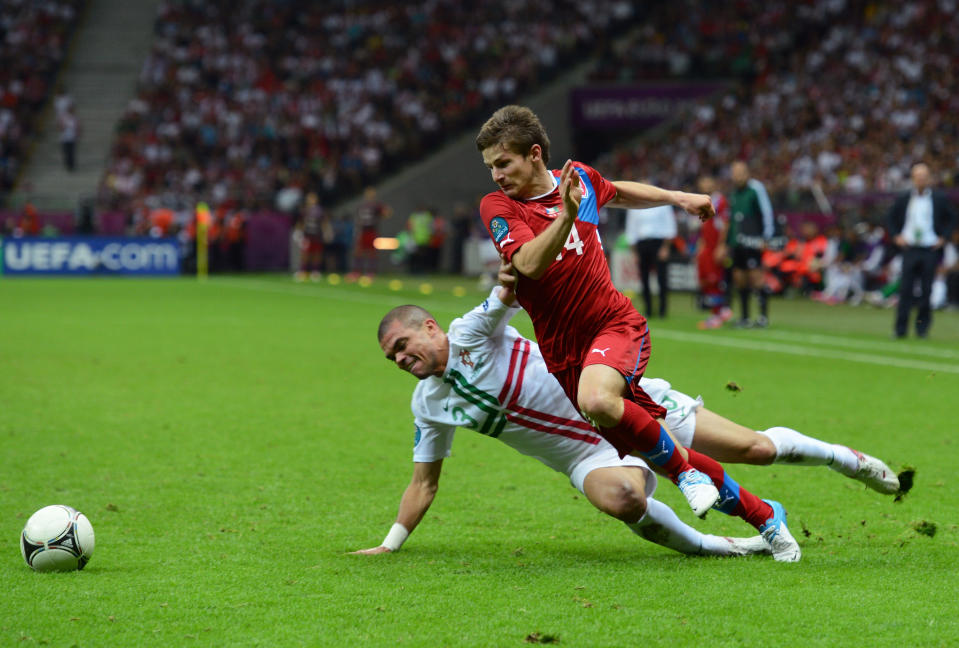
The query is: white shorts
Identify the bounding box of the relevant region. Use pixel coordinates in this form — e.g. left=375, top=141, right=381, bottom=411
left=568, top=447, right=658, bottom=499
left=661, top=389, right=703, bottom=448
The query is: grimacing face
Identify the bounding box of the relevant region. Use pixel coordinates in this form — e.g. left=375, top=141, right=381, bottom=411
left=481, top=143, right=543, bottom=199
left=380, top=318, right=448, bottom=379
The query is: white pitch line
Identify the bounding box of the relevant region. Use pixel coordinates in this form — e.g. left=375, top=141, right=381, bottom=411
left=215, top=279, right=958, bottom=374
left=754, top=329, right=959, bottom=360
left=654, top=329, right=959, bottom=375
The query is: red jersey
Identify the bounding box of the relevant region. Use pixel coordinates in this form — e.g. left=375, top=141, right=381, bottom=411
left=479, top=162, right=641, bottom=372
left=700, top=192, right=728, bottom=251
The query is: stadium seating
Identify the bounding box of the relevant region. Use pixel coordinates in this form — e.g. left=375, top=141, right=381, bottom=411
left=96, top=0, right=635, bottom=220
left=0, top=0, right=84, bottom=196
left=591, top=0, right=959, bottom=199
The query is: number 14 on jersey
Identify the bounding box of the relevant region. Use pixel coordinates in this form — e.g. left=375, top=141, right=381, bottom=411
left=555, top=225, right=602, bottom=261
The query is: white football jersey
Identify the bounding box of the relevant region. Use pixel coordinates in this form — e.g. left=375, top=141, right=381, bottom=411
left=411, top=291, right=699, bottom=481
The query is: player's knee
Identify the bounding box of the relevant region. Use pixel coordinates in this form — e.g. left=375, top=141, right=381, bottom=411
left=601, top=480, right=647, bottom=523
left=577, top=390, right=620, bottom=426
left=743, top=435, right=777, bottom=465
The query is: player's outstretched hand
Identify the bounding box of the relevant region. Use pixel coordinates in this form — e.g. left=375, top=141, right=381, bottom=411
left=559, top=159, right=582, bottom=219
left=349, top=545, right=393, bottom=555
left=676, top=192, right=715, bottom=222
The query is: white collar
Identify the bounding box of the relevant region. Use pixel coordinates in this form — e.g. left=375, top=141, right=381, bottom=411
left=526, top=173, right=559, bottom=201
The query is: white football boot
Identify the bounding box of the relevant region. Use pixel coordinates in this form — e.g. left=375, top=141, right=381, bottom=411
left=759, top=500, right=801, bottom=563
left=677, top=469, right=720, bottom=518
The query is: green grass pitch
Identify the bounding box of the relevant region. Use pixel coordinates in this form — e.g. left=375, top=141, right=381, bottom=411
left=2, top=275, right=957, bottom=647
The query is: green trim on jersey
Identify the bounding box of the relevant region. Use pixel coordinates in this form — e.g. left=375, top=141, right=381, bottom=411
left=445, top=369, right=507, bottom=438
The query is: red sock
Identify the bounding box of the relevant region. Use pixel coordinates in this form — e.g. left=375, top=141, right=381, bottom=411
left=685, top=448, right=774, bottom=530
left=602, top=399, right=693, bottom=481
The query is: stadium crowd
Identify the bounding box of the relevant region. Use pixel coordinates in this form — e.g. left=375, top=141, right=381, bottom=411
left=3, top=0, right=956, bottom=309
left=0, top=0, right=84, bottom=196
left=96, top=0, right=635, bottom=227
left=592, top=0, right=959, bottom=199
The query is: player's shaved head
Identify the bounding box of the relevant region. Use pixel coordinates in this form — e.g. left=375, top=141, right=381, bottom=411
left=377, top=305, right=434, bottom=343
left=378, top=304, right=449, bottom=379
left=476, top=105, right=551, bottom=164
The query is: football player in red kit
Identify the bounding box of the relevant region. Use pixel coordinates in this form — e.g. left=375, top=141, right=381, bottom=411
left=475, top=105, right=799, bottom=560
left=695, top=175, right=733, bottom=329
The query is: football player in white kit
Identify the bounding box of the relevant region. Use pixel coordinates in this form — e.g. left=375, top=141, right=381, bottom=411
left=357, top=284, right=902, bottom=558
left=363, top=285, right=768, bottom=558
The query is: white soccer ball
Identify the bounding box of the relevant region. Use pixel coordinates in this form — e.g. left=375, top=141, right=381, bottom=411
left=20, top=505, right=95, bottom=572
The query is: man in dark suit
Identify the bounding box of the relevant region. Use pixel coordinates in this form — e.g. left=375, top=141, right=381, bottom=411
left=887, top=163, right=957, bottom=338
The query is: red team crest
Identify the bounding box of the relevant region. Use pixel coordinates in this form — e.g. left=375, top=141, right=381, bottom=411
left=459, top=349, right=474, bottom=368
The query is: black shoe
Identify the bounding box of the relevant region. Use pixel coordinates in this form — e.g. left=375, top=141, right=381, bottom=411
left=733, top=318, right=753, bottom=329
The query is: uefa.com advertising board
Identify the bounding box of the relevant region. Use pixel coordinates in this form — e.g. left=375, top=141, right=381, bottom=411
left=0, top=237, right=180, bottom=276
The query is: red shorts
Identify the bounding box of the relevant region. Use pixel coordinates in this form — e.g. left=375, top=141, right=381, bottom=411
left=304, top=236, right=323, bottom=254
left=358, top=229, right=378, bottom=251
left=697, top=247, right=724, bottom=292
left=551, top=319, right=667, bottom=426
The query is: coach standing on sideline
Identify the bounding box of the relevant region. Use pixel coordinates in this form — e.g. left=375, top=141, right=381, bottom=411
left=887, top=163, right=956, bottom=339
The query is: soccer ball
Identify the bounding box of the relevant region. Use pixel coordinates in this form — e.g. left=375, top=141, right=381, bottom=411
left=20, top=505, right=95, bottom=572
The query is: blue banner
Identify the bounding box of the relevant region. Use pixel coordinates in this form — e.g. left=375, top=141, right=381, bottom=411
left=1, top=237, right=180, bottom=276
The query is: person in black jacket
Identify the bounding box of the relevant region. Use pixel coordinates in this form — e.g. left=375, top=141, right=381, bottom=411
left=887, top=163, right=957, bottom=338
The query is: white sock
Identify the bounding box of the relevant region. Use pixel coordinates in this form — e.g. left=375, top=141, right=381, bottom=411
left=758, top=426, right=859, bottom=474
left=698, top=534, right=746, bottom=556
left=626, top=497, right=704, bottom=555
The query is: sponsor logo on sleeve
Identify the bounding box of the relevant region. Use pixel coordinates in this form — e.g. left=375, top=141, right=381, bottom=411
left=489, top=217, right=509, bottom=243
left=414, top=425, right=422, bottom=447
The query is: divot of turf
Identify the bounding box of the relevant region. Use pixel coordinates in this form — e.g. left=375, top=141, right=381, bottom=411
left=894, top=467, right=916, bottom=502
left=525, top=632, right=560, bottom=644
left=911, top=520, right=936, bottom=538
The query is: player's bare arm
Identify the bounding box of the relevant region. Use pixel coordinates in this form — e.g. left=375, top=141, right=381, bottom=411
left=350, top=460, right=443, bottom=555
left=610, top=181, right=715, bottom=222
left=497, top=256, right=518, bottom=304
left=509, top=159, right=582, bottom=279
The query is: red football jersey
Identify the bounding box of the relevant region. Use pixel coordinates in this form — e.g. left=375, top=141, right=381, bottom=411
left=699, top=192, right=728, bottom=250
left=479, top=162, right=641, bottom=372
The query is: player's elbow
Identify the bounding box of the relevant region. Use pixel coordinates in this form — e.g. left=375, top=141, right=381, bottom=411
left=510, top=248, right=548, bottom=280
left=410, top=473, right=440, bottom=501
left=415, top=480, right=439, bottom=498
left=512, top=256, right=545, bottom=280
